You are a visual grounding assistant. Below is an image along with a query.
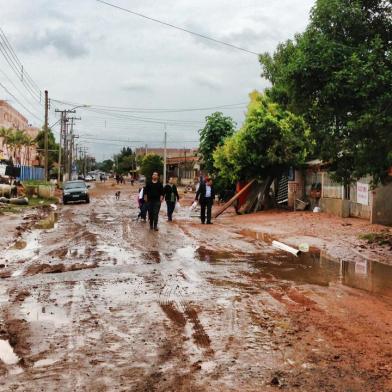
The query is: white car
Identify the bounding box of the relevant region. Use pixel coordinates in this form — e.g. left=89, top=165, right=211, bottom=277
left=84, top=175, right=94, bottom=182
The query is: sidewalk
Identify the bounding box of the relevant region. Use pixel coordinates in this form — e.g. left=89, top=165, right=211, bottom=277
left=218, top=209, right=392, bottom=265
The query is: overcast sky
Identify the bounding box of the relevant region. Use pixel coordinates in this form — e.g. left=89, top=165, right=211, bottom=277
left=0, top=0, right=314, bottom=160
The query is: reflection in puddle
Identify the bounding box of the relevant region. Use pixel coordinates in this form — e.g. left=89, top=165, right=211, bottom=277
left=35, top=212, right=58, bottom=230
left=258, top=251, right=392, bottom=298
left=0, top=339, right=19, bottom=365
left=197, top=244, right=392, bottom=299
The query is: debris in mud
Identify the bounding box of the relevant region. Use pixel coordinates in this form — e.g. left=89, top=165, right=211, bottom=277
left=0, top=339, right=20, bottom=365
left=359, top=231, right=392, bottom=249
left=0, top=270, right=11, bottom=279
left=14, top=290, right=30, bottom=302
left=270, top=372, right=285, bottom=387
left=25, top=262, right=98, bottom=276
left=12, top=240, right=27, bottom=250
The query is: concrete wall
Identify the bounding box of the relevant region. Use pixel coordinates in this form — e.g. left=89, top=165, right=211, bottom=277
left=349, top=201, right=372, bottom=220
left=320, top=198, right=350, bottom=218
left=371, top=181, right=392, bottom=226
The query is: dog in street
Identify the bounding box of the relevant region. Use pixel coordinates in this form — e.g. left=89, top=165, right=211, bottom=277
left=115, top=191, right=121, bottom=200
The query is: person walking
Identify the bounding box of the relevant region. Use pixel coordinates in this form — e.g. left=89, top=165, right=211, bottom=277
left=195, top=177, right=215, bottom=224
left=163, top=177, right=179, bottom=222
left=144, top=172, right=164, bottom=231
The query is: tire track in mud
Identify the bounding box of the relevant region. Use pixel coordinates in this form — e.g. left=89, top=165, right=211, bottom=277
left=158, top=275, right=213, bottom=352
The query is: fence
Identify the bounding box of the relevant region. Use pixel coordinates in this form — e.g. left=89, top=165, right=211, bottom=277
left=17, top=165, right=45, bottom=181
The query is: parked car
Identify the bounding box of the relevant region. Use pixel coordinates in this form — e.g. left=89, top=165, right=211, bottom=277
left=62, top=180, right=90, bottom=204
left=84, top=175, right=94, bottom=182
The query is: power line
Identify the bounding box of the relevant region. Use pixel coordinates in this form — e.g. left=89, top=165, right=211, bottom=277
left=0, top=41, right=42, bottom=104
left=51, top=98, right=247, bottom=113
left=0, top=67, right=43, bottom=121
left=0, top=28, right=42, bottom=94
left=0, top=80, right=43, bottom=123
left=79, top=135, right=199, bottom=143
left=95, top=0, right=260, bottom=56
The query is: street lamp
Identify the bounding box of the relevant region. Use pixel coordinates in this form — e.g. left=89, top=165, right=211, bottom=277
left=50, top=105, right=90, bottom=129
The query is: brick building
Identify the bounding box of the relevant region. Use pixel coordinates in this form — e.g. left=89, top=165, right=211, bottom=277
left=0, top=100, right=40, bottom=165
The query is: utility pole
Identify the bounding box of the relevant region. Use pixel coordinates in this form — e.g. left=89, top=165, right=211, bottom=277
left=163, top=126, right=167, bottom=184
left=184, top=147, right=187, bottom=181
left=44, top=90, right=49, bottom=181
left=67, top=117, right=81, bottom=178
left=56, top=111, right=64, bottom=184
left=55, top=108, right=76, bottom=183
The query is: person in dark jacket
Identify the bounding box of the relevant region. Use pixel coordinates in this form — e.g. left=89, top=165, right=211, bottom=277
left=144, top=172, right=164, bottom=231
left=163, top=177, right=180, bottom=221
left=195, top=177, right=215, bottom=224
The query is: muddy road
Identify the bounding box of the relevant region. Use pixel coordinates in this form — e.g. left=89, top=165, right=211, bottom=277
left=1, top=182, right=392, bottom=391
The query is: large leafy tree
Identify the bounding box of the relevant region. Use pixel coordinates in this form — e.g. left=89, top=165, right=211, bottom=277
left=198, top=112, right=236, bottom=174
left=114, top=147, right=137, bottom=174
left=260, top=0, right=392, bottom=184
left=97, top=159, right=114, bottom=173
left=35, top=128, right=59, bottom=169
left=214, top=92, right=314, bottom=184
left=140, top=154, right=163, bottom=180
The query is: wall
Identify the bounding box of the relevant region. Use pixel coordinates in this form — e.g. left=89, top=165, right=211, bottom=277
left=320, top=198, right=350, bottom=218
left=371, top=181, right=392, bottom=226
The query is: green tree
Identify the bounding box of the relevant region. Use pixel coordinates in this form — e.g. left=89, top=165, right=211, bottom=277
left=198, top=112, right=236, bottom=174
left=97, top=159, right=114, bottom=172
left=214, top=92, right=313, bottom=184
left=140, top=154, right=163, bottom=180
left=260, top=0, right=392, bottom=184
left=35, top=128, right=59, bottom=169
left=114, top=147, right=136, bottom=174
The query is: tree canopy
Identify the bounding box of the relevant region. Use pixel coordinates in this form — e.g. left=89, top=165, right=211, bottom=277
left=198, top=112, right=236, bottom=174
left=35, top=128, right=59, bottom=169
left=140, top=154, right=163, bottom=180
left=214, top=92, right=314, bottom=183
left=114, top=147, right=137, bottom=174
left=97, top=159, right=114, bottom=173
left=260, top=0, right=392, bottom=183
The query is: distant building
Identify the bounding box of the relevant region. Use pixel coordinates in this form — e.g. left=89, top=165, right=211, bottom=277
left=135, top=147, right=197, bottom=159
left=167, top=154, right=200, bottom=185
left=0, top=100, right=40, bottom=166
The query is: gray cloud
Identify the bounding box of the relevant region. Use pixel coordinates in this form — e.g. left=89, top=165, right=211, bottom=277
left=15, top=28, right=88, bottom=58
left=121, top=80, right=152, bottom=93
left=192, top=74, right=223, bottom=90
left=0, top=0, right=314, bottom=160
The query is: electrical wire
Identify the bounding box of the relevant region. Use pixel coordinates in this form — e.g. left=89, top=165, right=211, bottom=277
left=0, top=28, right=42, bottom=94
left=51, top=98, right=247, bottom=113
left=0, top=80, right=43, bottom=123
left=79, top=135, right=199, bottom=143
left=95, top=0, right=260, bottom=56
left=0, top=67, right=43, bottom=121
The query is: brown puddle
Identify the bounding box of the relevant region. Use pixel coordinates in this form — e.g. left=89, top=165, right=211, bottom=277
left=196, top=245, right=392, bottom=299
left=34, top=212, right=58, bottom=230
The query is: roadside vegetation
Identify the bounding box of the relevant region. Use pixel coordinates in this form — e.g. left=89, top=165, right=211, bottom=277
left=198, top=0, right=391, bottom=192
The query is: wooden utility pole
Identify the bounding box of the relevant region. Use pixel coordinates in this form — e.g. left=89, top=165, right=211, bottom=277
left=44, top=90, right=49, bottom=181
left=163, top=126, right=167, bottom=184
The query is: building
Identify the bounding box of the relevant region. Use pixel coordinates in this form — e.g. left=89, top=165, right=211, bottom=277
left=0, top=100, right=40, bottom=166
left=135, top=147, right=197, bottom=159
left=285, top=161, right=392, bottom=226
left=167, top=154, right=200, bottom=185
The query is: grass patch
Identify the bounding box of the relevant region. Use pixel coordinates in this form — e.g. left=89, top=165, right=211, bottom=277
left=359, top=231, right=392, bottom=247
left=0, top=196, right=58, bottom=215
left=22, top=180, right=54, bottom=187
